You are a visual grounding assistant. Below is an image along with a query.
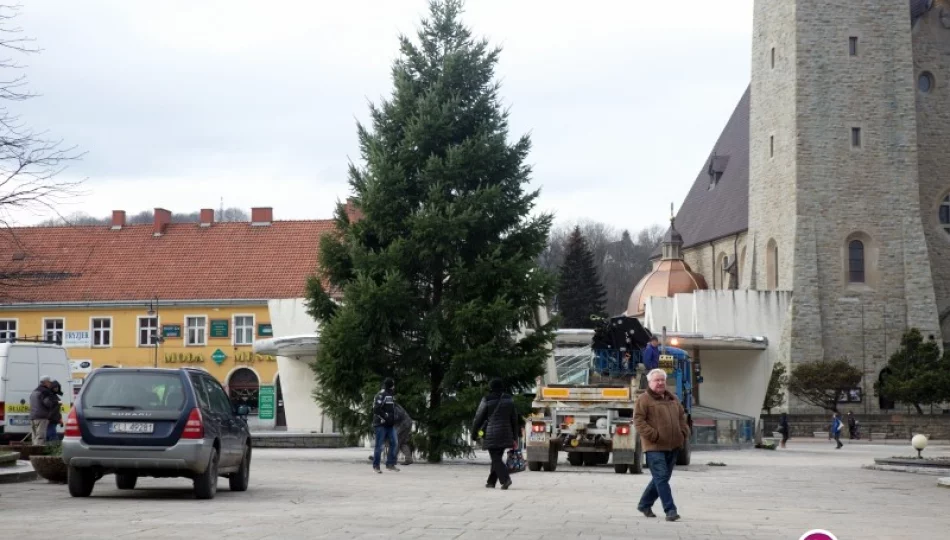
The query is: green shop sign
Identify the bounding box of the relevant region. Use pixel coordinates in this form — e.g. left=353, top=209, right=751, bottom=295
left=258, top=385, right=275, bottom=420
left=258, top=323, right=273, bottom=337
left=211, top=349, right=227, bottom=365
left=210, top=319, right=229, bottom=339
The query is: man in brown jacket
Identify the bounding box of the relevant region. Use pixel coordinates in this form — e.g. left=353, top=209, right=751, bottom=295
left=633, top=368, right=690, bottom=522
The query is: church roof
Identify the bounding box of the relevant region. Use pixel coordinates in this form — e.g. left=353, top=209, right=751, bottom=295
left=654, top=86, right=750, bottom=257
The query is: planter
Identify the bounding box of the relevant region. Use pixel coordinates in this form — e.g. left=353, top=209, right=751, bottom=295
left=0, top=451, right=19, bottom=467
left=1, top=443, right=47, bottom=461
left=873, top=457, right=950, bottom=469
left=29, top=455, right=68, bottom=483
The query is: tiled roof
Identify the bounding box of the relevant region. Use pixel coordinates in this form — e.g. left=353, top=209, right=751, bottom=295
left=654, top=86, right=750, bottom=257
left=0, top=220, right=336, bottom=303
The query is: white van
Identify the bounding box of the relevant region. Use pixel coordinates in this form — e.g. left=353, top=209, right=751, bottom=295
left=0, top=341, right=73, bottom=443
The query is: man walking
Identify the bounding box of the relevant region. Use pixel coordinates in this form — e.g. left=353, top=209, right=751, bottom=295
left=634, top=369, right=690, bottom=522
left=831, top=412, right=844, bottom=449
left=29, top=376, right=56, bottom=445
left=372, top=378, right=400, bottom=473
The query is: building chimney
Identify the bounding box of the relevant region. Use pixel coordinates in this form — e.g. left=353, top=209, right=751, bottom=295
left=199, top=208, right=214, bottom=227
left=111, top=210, right=126, bottom=230
left=251, top=207, right=273, bottom=226
left=344, top=198, right=364, bottom=224
left=153, top=208, right=171, bottom=236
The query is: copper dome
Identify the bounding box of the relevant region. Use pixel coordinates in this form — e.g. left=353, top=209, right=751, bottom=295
left=627, top=259, right=708, bottom=317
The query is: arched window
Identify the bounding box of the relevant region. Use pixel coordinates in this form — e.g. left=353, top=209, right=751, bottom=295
left=228, top=368, right=260, bottom=414
left=766, top=239, right=778, bottom=290
left=848, top=240, right=865, bottom=283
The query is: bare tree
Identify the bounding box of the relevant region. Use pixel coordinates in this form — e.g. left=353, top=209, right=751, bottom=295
left=38, top=207, right=252, bottom=226
left=0, top=4, right=84, bottom=301
left=0, top=4, right=83, bottom=228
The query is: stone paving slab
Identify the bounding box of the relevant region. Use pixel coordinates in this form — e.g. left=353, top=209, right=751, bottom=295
left=0, top=443, right=947, bottom=539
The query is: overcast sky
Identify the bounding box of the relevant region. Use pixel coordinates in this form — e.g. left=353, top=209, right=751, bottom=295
left=11, top=0, right=752, bottom=234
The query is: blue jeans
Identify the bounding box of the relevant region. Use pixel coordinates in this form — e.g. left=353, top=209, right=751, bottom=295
left=373, top=426, right=398, bottom=469
left=46, top=422, right=60, bottom=442
left=638, top=450, right=679, bottom=516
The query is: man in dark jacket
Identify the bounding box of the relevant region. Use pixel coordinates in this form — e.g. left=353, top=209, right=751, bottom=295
left=46, top=381, right=65, bottom=442
left=29, top=376, right=56, bottom=445
left=371, top=378, right=400, bottom=473
left=633, top=368, right=690, bottom=522
left=471, top=378, right=520, bottom=490
left=368, top=403, right=414, bottom=465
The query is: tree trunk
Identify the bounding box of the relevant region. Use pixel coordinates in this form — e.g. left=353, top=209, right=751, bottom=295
left=426, top=366, right=444, bottom=463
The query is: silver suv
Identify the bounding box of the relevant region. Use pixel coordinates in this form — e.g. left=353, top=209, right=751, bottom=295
left=62, top=368, right=252, bottom=499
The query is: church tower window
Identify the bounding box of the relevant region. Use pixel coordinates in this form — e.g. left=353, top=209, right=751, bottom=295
left=766, top=239, right=778, bottom=290
left=939, top=195, right=950, bottom=235
left=848, top=240, right=865, bottom=283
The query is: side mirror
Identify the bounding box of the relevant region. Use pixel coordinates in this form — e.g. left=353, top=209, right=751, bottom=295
left=236, top=405, right=250, bottom=417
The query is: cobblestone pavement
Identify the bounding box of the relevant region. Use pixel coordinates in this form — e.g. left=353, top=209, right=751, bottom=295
left=1, top=441, right=947, bottom=539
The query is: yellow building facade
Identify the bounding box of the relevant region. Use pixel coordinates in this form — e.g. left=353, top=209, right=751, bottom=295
left=0, top=303, right=277, bottom=389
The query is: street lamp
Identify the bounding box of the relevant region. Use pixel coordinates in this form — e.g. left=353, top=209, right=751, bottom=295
left=147, top=297, right=165, bottom=368
left=912, top=434, right=928, bottom=459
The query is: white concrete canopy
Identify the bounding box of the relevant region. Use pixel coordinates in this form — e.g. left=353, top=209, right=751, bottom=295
left=645, top=290, right=792, bottom=422
left=252, top=299, right=334, bottom=433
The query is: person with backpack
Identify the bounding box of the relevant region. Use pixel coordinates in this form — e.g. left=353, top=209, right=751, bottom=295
left=471, top=378, right=520, bottom=490
left=371, top=378, right=400, bottom=473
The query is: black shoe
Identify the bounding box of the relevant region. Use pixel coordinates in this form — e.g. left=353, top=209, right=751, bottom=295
left=373, top=467, right=382, bottom=474
left=486, top=483, right=496, bottom=489
left=638, top=508, right=656, bottom=518
left=501, top=480, right=512, bottom=490
left=666, top=514, right=681, bottom=522
left=386, top=465, right=401, bottom=472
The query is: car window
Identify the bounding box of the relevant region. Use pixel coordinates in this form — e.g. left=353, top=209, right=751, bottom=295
left=82, top=372, right=186, bottom=411
left=202, top=376, right=233, bottom=416
left=189, top=373, right=211, bottom=410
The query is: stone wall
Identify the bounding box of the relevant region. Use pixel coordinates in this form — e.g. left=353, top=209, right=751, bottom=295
left=749, top=1, right=942, bottom=413
left=682, top=233, right=747, bottom=291
left=761, top=413, right=950, bottom=440
left=912, top=4, right=950, bottom=344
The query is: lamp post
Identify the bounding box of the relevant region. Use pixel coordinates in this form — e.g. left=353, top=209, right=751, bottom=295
left=147, top=297, right=165, bottom=368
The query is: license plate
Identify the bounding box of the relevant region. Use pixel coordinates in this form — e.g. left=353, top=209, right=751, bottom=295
left=110, top=422, right=154, bottom=434
left=528, top=432, right=547, bottom=442
left=8, top=416, right=30, bottom=426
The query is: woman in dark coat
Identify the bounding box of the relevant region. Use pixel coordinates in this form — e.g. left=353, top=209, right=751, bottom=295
left=778, top=413, right=790, bottom=449
left=471, top=378, right=520, bottom=490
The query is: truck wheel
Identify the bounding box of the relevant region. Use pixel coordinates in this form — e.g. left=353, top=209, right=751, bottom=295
left=115, top=473, right=137, bottom=490
left=528, top=461, right=542, bottom=472
left=568, top=452, right=583, bottom=466
left=613, top=463, right=629, bottom=474
left=630, top=435, right=644, bottom=474
left=598, top=453, right=610, bottom=465
left=68, top=465, right=96, bottom=497
left=676, top=440, right=691, bottom=466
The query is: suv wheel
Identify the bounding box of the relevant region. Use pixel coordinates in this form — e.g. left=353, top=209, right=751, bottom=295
left=115, top=473, right=137, bottom=490
left=193, top=448, right=219, bottom=500
left=228, top=445, right=251, bottom=492
left=68, top=465, right=96, bottom=497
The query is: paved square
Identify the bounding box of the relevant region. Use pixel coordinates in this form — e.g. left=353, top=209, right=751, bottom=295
left=1, top=441, right=947, bottom=539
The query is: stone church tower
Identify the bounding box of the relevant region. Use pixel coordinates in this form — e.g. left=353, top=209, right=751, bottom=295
left=647, top=1, right=950, bottom=414
left=746, top=0, right=944, bottom=411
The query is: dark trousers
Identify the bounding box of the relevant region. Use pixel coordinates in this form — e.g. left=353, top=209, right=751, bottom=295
left=834, top=432, right=842, bottom=448
left=373, top=426, right=398, bottom=469
left=638, top=450, right=679, bottom=516
left=487, top=448, right=511, bottom=486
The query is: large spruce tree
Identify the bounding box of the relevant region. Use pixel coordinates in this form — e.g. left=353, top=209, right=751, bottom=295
left=305, top=0, right=557, bottom=462
left=557, top=226, right=607, bottom=328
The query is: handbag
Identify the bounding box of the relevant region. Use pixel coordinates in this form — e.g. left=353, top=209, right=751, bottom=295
left=506, top=448, right=526, bottom=474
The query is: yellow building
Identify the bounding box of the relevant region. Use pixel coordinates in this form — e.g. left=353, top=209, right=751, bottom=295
left=0, top=207, right=335, bottom=428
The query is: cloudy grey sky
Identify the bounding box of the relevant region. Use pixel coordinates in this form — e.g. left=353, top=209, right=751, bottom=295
left=12, top=0, right=752, bottom=233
